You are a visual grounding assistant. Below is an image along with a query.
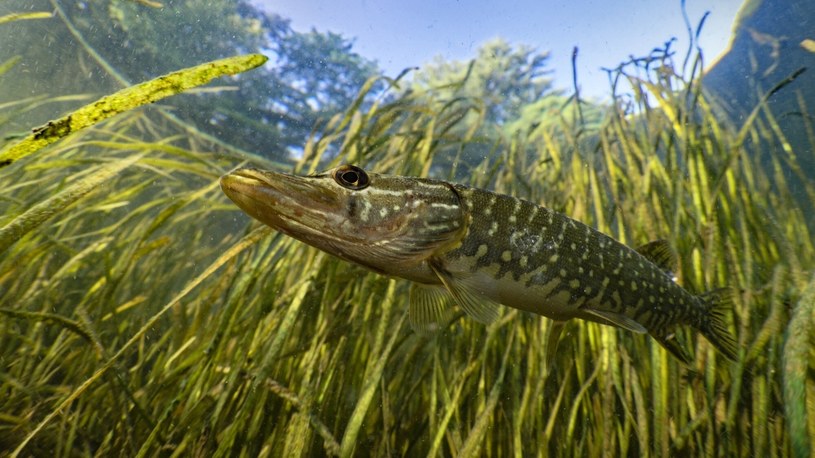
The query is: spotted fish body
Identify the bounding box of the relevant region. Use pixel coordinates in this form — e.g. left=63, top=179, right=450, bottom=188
left=220, top=164, right=738, bottom=363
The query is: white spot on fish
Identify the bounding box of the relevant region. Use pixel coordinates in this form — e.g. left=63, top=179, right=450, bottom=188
left=424, top=223, right=450, bottom=232
left=501, top=250, right=512, bottom=262
left=510, top=230, right=540, bottom=252
left=360, top=200, right=372, bottom=221
left=476, top=244, right=489, bottom=259
left=535, top=277, right=561, bottom=298
left=527, top=205, right=538, bottom=223
left=484, top=196, right=497, bottom=216
left=549, top=289, right=574, bottom=307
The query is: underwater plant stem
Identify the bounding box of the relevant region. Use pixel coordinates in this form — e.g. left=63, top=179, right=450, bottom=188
left=51, top=0, right=130, bottom=88
left=0, top=54, right=267, bottom=168
left=783, top=273, right=815, bottom=458
left=0, top=11, right=53, bottom=25
left=339, top=280, right=404, bottom=458
left=265, top=379, right=341, bottom=455
left=158, top=109, right=280, bottom=169
left=0, top=154, right=143, bottom=255
left=459, top=327, right=516, bottom=457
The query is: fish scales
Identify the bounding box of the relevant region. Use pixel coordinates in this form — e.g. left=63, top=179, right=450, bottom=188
left=447, top=186, right=700, bottom=327
left=220, top=164, right=739, bottom=363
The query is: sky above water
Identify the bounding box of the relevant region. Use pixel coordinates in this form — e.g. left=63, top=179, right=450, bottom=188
left=257, top=0, right=744, bottom=100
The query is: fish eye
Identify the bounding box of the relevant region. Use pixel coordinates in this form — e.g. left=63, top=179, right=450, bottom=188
left=333, top=165, right=369, bottom=190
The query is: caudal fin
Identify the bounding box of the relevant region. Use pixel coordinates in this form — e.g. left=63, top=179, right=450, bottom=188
left=698, top=288, right=739, bottom=360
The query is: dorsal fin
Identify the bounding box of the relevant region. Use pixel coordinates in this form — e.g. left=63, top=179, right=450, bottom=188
left=635, top=240, right=677, bottom=273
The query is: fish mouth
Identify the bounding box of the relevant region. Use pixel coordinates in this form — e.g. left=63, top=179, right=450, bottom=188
left=219, top=168, right=277, bottom=200
left=220, top=167, right=347, bottom=241
left=220, top=167, right=324, bottom=208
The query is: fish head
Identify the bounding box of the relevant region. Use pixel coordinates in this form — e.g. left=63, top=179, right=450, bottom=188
left=220, top=164, right=466, bottom=273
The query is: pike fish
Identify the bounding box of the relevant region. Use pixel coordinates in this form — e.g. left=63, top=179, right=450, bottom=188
left=220, top=164, right=738, bottom=363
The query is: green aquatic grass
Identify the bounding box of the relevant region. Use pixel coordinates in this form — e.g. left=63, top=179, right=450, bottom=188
left=1, top=47, right=815, bottom=458
left=784, top=273, right=815, bottom=458
left=0, top=11, right=52, bottom=26
left=0, top=154, right=143, bottom=254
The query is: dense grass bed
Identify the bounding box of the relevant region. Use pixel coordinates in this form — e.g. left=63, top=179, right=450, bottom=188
left=1, top=47, right=814, bottom=457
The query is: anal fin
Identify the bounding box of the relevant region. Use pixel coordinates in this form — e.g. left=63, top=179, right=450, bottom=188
left=650, top=327, right=693, bottom=364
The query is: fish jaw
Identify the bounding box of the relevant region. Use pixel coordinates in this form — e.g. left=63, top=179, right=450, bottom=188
left=219, top=167, right=466, bottom=282
left=220, top=168, right=346, bottom=243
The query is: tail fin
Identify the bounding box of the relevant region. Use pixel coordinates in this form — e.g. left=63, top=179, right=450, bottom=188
left=698, top=288, right=739, bottom=360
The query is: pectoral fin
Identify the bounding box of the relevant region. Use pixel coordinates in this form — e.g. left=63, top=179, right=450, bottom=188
left=408, top=283, right=456, bottom=335
left=430, top=264, right=502, bottom=324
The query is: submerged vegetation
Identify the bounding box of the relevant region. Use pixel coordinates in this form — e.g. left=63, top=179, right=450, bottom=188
left=2, top=3, right=815, bottom=458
